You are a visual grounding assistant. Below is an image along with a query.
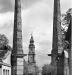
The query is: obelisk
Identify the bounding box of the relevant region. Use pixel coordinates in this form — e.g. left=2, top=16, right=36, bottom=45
left=51, top=0, right=64, bottom=75
left=11, top=0, right=25, bottom=75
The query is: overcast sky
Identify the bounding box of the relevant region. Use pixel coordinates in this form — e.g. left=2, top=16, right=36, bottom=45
left=0, top=0, right=71, bottom=68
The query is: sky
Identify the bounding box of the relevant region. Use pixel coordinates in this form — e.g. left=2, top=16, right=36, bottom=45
left=0, top=0, right=72, bottom=68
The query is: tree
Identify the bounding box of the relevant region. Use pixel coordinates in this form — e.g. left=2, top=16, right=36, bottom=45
left=61, top=8, right=72, bottom=32
left=0, top=34, right=11, bottom=50
left=42, top=64, right=51, bottom=75
left=61, top=8, right=72, bottom=75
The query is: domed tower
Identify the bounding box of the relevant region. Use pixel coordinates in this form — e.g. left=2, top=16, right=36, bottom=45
left=28, top=35, right=39, bottom=75
left=28, top=34, right=36, bottom=64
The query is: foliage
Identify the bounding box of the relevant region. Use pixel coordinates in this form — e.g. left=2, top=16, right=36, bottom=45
left=61, top=8, right=72, bottom=32
left=42, top=64, right=51, bottom=75
left=62, top=8, right=72, bottom=50
left=0, top=34, right=11, bottom=50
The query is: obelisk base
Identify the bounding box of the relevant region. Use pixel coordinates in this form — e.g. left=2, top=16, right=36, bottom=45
left=11, top=54, right=27, bottom=75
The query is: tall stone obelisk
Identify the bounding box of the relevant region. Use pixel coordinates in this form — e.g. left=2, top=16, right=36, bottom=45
left=11, top=0, right=25, bottom=75
left=51, top=0, right=64, bottom=75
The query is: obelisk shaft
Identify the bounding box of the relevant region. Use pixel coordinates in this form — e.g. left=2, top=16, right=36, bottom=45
left=11, top=0, right=24, bottom=75
left=51, top=0, right=64, bottom=75
left=13, top=0, right=23, bottom=55
left=52, top=0, right=62, bottom=56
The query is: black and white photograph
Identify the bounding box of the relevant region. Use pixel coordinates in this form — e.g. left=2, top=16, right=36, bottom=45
left=0, top=0, right=72, bottom=75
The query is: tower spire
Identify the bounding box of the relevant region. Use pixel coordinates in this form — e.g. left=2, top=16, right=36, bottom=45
left=30, top=34, right=34, bottom=43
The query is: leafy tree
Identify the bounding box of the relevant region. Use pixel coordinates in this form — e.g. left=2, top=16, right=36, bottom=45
left=0, top=34, right=11, bottom=50
left=42, top=64, right=51, bottom=75
left=62, top=8, right=72, bottom=75
left=61, top=8, right=72, bottom=32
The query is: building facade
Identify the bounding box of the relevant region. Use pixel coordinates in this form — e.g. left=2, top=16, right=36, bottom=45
left=0, top=50, right=11, bottom=75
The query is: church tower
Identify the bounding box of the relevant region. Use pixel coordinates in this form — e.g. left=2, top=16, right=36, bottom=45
left=11, top=0, right=26, bottom=75
left=28, top=35, right=36, bottom=64
left=28, top=35, right=37, bottom=75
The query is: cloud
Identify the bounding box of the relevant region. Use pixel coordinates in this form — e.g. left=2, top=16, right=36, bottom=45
left=61, top=0, right=72, bottom=13
left=0, top=0, right=71, bottom=13
left=22, top=0, right=41, bottom=9
left=0, top=12, right=14, bottom=46
left=0, top=0, right=41, bottom=13
left=0, top=0, right=14, bottom=13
